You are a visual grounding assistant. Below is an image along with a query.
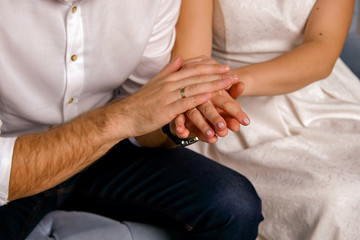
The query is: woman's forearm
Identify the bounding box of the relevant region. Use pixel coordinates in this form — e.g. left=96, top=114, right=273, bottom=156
left=232, top=0, right=354, bottom=97
left=233, top=40, right=338, bottom=96
left=172, top=0, right=213, bottom=59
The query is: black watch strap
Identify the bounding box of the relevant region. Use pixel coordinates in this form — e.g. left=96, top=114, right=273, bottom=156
left=161, top=124, right=199, bottom=147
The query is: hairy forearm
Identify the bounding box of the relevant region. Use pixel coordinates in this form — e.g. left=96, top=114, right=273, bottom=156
left=7, top=56, right=242, bottom=201
left=9, top=106, right=121, bottom=201
left=234, top=40, right=339, bottom=96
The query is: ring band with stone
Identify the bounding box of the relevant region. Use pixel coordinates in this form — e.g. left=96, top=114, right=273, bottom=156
left=180, top=87, right=186, bottom=98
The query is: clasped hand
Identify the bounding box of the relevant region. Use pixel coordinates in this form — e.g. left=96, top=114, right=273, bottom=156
left=171, top=56, right=250, bottom=143
left=110, top=55, right=242, bottom=140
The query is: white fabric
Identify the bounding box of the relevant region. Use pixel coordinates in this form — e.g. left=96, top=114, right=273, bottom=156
left=0, top=0, right=181, bottom=206
left=189, top=1, right=360, bottom=240
left=0, top=136, right=16, bottom=206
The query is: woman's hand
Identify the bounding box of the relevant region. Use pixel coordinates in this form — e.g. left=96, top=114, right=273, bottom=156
left=172, top=56, right=250, bottom=143
left=107, top=55, right=238, bottom=140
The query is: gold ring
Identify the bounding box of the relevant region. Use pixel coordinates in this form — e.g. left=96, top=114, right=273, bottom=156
left=180, top=87, right=186, bottom=98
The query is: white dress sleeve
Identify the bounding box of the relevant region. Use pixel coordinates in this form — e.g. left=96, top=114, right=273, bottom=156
left=0, top=120, right=17, bottom=206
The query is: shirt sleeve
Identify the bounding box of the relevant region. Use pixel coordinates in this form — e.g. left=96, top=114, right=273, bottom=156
left=0, top=120, right=16, bottom=206
left=116, top=0, right=181, bottom=98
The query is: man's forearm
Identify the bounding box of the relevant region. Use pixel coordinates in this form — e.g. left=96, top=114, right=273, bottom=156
left=9, top=105, right=121, bottom=201
left=8, top=56, right=237, bottom=201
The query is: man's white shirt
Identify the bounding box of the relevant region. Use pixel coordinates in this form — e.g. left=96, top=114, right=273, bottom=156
left=0, top=0, right=181, bottom=205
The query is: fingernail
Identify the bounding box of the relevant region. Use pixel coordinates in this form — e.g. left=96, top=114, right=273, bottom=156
left=206, top=129, right=213, bottom=136
left=217, top=122, right=225, bottom=129
left=229, top=75, right=238, bottom=80
left=176, top=126, right=182, bottom=133
left=222, top=65, right=230, bottom=71
left=230, top=76, right=239, bottom=84
left=203, top=93, right=212, bottom=99
left=221, top=78, right=231, bottom=85
left=242, top=117, right=250, bottom=125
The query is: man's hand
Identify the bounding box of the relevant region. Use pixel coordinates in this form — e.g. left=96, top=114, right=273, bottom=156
left=108, top=55, right=239, bottom=140
left=9, top=55, right=237, bottom=201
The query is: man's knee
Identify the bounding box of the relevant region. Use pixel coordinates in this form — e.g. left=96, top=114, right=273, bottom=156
left=213, top=174, right=262, bottom=235
left=189, top=170, right=263, bottom=239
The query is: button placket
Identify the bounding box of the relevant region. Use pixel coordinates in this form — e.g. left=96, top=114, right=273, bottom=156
left=63, top=5, right=85, bottom=122
left=72, top=6, right=77, bottom=13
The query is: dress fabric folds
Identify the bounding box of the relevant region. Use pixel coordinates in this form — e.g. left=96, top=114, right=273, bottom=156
left=189, top=1, right=360, bottom=239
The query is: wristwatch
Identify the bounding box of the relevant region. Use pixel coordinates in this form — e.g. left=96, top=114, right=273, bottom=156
left=161, top=124, right=199, bottom=147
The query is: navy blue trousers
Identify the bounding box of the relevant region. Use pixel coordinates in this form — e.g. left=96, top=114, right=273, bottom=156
left=0, top=139, right=263, bottom=240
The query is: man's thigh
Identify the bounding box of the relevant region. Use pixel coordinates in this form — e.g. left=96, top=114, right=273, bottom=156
left=66, top=139, right=262, bottom=239
left=0, top=139, right=262, bottom=240
left=0, top=182, right=73, bottom=240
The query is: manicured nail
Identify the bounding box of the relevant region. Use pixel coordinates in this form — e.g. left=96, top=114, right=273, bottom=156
left=222, top=65, right=230, bottom=71
left=217, top=122, right=225, bottom=129
left=229, top=76, right=239, bottom=84
left=242, top=117, right=250, bottom=125
left=229, top=75, right=239, bottom=80
left=221, top=78, right=232, bottom=85
left=176, top=126, right=182, bottom=133
left=206, top=129, right=213, bottom=136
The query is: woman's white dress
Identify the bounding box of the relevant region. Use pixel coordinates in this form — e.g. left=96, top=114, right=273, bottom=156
left=188, top=1, right=360, bottom=239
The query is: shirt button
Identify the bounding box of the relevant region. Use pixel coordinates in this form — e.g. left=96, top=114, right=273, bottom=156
left=68, top=98, right=74, bottom=104
left=72, top=6, right=77, bottom=14
left=71, top=55, right=77, bottom=62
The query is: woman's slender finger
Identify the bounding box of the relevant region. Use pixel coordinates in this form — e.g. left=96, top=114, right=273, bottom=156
left=186, top=107, right=215, bottom=138
left=196, top=101, right=229, bottom=137
left=217, top=108, right=241, bottom=132
left=173, top=113, right=190, bottom=139
left=211, top=93, right=250, bottom=126
left=184, top=120, right=219, bottom=143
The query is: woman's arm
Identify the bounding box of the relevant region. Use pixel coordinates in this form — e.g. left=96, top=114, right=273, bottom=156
left=172, top=0, right=213, bottom=58
left=172, top=0, right=250, bottom=143
left=229, top=0, right=355, bottom=97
